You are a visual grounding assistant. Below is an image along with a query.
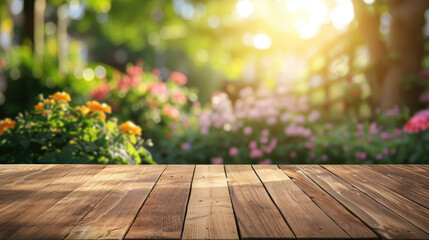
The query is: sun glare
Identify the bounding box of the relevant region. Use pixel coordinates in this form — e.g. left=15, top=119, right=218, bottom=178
left=331, top=0, right=354, bottom=30
left=236, top=0, right=254, bottom=18
left=253, top=33, right=271, bottom=50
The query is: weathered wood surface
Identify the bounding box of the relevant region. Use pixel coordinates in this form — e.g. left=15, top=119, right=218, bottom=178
left=0, top=164, right=428, bottom=239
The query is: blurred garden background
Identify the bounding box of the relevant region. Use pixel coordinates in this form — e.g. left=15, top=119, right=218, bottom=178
left=1, top=0, right=429, bottom=164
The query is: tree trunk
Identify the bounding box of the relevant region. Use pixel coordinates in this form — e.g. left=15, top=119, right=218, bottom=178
left=353, top=0, right=429, bottom=113
left=23, top=0, right=35, bottom=45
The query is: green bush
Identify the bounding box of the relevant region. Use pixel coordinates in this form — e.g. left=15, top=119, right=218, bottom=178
left=0, top=92, right=154, bottom=164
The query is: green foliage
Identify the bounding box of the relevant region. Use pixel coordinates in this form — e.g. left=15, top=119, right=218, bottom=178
left=0, top=93, right=154, bottom=164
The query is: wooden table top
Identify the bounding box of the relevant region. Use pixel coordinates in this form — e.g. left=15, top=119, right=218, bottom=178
left=0, top=164, right=428, bottom=239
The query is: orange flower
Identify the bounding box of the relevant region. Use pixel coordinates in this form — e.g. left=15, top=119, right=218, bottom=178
left=119, top=121, right=142, bottom=136
left=49, top=92, right=71, bottom=102
left=0, top=118, right=16, bottom=136
left=86, top=101, right=112, bottom=114
left=96, top=112, right=106, bottom=121
left=75, top=105, right=90, bottom=116
left=34, top=102, right=44, bottom=111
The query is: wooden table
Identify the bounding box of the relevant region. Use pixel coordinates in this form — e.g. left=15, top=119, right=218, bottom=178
left=0, top=164, right=428, bottom=239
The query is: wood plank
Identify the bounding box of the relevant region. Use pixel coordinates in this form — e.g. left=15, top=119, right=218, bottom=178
left=0, top=165, right=105, bottom=239
left=299, top=165, right=429, bottom=239
left=0, top=165, right=75, bottom=214
left=9, top=165, right=132, bottom=240
left=126, top=165, right=195, bottom=240
left=324, top=165, right=429, bottom=234
left=389, top=165, right=429, bottom=184
left=0, top=165, right=54, bottom=189
left=351, top=165, right=429, bottom=209
left=253, top=165, right=349, bottom=239
left=65, top=165, right=166, bottom=240
left=182, top=165, right=238, bottom=240
left=225, top=165, right=294, bottom=239
left=371, top=165, right=429, bottom=191
left=279, top=165, right=377, bottom=239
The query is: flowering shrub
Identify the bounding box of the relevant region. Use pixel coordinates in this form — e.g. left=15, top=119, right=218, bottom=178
left=182, top=86, right=429, bottom=164
left=89, top=63, right=200, bottom=162
left=0, top=92, right=154, bottom=164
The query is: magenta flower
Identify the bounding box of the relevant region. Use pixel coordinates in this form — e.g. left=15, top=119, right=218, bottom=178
left=211, top=157, right=223, bottom=164
left=395, top=128, right=402, bottom=137
left=376, top=154, right=383, bottom=160
left=305, top=142, right=314, bottom=150
left=249, top=141, right=258, bottom=149
left=258, top=159, right=272, bottom=165
left=369, top=122, right=378, bottom=135
left=380, top=132, right=393, bottom=140
left=419, top=92, right=429, bottom=103
left=321, top=154, right=328, bottom=161
left=229, top=147, right=239, bottom=157
left=383, top=148, right=389, bottom=154
left=355, top=152, right=367, bottom=159
left=260, top=136, right=269, bottom=144
left=250, top=149, right=263, bottom=158
left=289, top=152, right=297, bottom=159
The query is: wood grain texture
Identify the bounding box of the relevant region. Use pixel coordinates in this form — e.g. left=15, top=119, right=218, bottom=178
left=182, top=165, right=238, bottom=240
left=0, top=165, right=74, bottom=214
left=9, top=165, right=131, bottom=240
left=66, top=165, right=166, bottom=240
left=225, top=165, right=294, bottom=239
left=126, top=165, right=195, bottom=240
left=0, top=165, right=54, bottom=190
left=253, top=165, right=349, bottom=239
left=0, top=165, right=104, bottom=239
left=367, top=165, right=429, bottom=208
left=324, top=165, right=429, bottom=234
left=279, top=165, right=377, bottom=239
left=299, top=165, right=429, bottom=239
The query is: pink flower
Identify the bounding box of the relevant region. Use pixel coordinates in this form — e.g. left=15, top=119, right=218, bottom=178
left=170, top=71, right=187, bottom=85
left=91, top=83, right=109, bottom=101
left=383, top=148, right=389, bottom=154
left=380, top=132, right=393, bottom=140
left=152, top=69, right=161, bottom=77
left=258, top=159, right=272, bottom=165
left=162, top=105, right=180, bottom=120
left=243, top=126, right=253, bottom=136
left=289, top=152, right=297, bottom=158
left=369, top=122, right=378, bottom=135
left=294, top=115, right=306, bottom=124
left=172, top=88, right=187, bottom=105
left=305, top=142, right=314, bottom=150
left=117, top=75, right=131, bottom=92
left=404, top=111, right=429, bottom=133
left=391, top=149, right=397, bottom=155
left=261, top=129, right=270, bottom=137
left=310, top=153, right=316, bottom=159
left=148, top=82, right=169, bottom=102
left=229, top=147, right=239, bottom=157
left=321, top=154, right=328, bottom=161
left=355, top=152, right=367, bottom=159
left=126, top=65, right=143, bottom=77
left=269, top=138, right=278, bottom=149
left=307, top=110, right=320, bottom=122
left=260, top=136, right=268, bottom=144
left=250, top=149, right=263, bottom=158
left=200, top=128, right=209, bottom=135
left=280, top=113, right=290, bottom=123
left=266, top=117, right=277, bottom=125
left=376, top=154, right=383, bottom=160
left=249, top=141, right=258, bottom=149
left=343, top=146, right=349, bottom=152
left=211, top=157, right=223, bottom=164
left=395, top=128, right=402, bottom=137
left=419, top=93, right=429, bottom=103
left=343, top=131, right=349, bottom=137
